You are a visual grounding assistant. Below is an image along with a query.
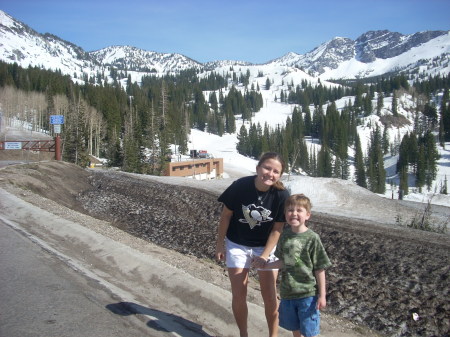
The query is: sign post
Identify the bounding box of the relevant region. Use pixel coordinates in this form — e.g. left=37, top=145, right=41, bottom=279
left=50, top=115, right=64, bottom=161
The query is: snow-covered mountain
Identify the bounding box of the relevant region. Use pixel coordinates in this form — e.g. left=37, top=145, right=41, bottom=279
left=0, top=10, right=201, bottom=83
left=90, top=45, right=202, bottom=73
left=272, top=30, right=450, bottom=79
left=1, top=9, right=449, bottom=83
left=0, top=10, right=98, bottom=79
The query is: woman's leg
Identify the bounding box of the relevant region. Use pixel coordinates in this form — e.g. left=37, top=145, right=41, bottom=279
left=258, top=269, right=279, bottom=337
left=228, top=267, right=250, bottom=337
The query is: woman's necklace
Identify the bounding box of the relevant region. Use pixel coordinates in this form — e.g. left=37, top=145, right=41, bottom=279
left=255, top=187, right=271, bottom=205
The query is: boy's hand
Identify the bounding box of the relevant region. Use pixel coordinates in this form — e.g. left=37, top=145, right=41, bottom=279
left=316, top=296, right=327, bottom=310
left=251, top=255, right=267, bottom=269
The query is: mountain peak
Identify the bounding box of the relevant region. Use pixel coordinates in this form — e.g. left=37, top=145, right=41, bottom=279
left=0, top=10, right=449, bottom=82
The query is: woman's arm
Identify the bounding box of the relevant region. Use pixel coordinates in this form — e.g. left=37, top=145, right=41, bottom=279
left=215, top=205, right=233, bottom=262
left=314, top=269, right=327, bottom=310
left=252, top=221, right=284, bottom=268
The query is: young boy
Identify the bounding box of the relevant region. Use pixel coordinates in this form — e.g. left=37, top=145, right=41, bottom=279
left=259, top=194, right=332, bottom=337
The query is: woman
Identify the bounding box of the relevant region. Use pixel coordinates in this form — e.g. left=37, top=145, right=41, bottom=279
left=215, top=152, right=290, bottom=337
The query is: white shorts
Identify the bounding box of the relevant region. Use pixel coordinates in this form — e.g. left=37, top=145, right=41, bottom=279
left=225, top=238, right=278, bottom=269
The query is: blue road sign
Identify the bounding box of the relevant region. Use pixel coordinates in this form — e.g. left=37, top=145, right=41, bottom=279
left=50, top=115, right=64, bottom=124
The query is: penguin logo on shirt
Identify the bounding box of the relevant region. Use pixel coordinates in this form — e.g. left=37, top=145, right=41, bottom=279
left=240, top=204, right=273, bottom=229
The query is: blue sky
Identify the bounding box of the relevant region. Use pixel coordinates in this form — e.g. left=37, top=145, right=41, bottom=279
left=2, top=0, right=450, bottom=64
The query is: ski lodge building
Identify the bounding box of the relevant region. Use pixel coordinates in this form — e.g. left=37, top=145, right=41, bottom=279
left=164, top=157, right=223, bottom=180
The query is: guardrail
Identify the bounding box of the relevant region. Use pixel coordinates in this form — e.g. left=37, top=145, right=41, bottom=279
left=0, top=140, right=56, bottom=151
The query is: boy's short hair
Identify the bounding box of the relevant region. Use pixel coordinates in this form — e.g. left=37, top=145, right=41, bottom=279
left=285, top=194, right=312, bottom=213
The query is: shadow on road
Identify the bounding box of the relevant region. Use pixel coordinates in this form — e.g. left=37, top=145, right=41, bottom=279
left=106, top=302, right=214, bottom=336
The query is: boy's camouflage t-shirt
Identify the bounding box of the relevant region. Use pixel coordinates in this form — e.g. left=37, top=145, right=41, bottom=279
left=275, top=227, right=332, bottom=300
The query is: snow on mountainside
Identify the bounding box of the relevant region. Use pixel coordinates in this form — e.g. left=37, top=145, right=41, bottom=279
left=203, top=60, right=254, bottom=70
left=1, top=9, right=449, bottom=82
left=90, top=45, right=202, bottom=73
left=272, top=30, right=450, bottom=79
left=0, top=10, right=98, bottom=80
left=272, top=37, right=355, bottom=75
left=0, top=10, right=201, bottom=81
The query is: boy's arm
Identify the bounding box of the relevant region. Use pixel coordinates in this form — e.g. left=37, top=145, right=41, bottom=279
left=314, top=269, right=327, bottom=310
left=256, top=259, right=283, bottom=270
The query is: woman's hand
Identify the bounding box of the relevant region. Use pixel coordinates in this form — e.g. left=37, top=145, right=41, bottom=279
left=215, top=242, right=226, bottom=262
left=215, top=206, right=232, bottom=263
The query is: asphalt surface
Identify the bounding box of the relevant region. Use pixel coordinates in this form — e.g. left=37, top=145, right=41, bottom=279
left=0, top=188, right=288, bottom=337
left=0, top=219, right=151, bottom=337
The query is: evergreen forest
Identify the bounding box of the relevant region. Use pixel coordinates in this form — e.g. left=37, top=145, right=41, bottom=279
left=0, top=61, right=449, bottom=196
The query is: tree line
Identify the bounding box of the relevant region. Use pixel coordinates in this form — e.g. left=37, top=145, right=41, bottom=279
left=0, top=61, right=448, bottom=195
left=0, top=62, right=263, bottom=173
left=236, top=74, right=449, bottom=195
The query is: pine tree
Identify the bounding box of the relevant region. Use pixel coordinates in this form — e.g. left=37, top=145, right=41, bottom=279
left=376, top=145, right=386, bottom=194
left=317, top=145, right=332, bottom=177
left=108, top=137, right=123, bottom=167
left=309, top=146, right=317, bottom=177
left=416, top=143, right=426, bottom=193
left=303, top=106, right=312, bottom=136
left=438, top=116, right=445, bottom=147
left=376, top=91, right=384, bottom=116
left=236, top=125, right=249, bottom=155
left=367, top=156, right=376, bottom=192
left=122, top=105, right=141, bottom=173
left=367, top=126, right=385, bottom=193
left=363, top=94, right=373, bottom=116
left=298, top=139, right=309, bottom=173
left=333, top=156, right=342, bottom=179
left=311, top=105, right=323, bottom=139
left=399, top=166, right=409, bottom=197
left=397, top=133, right=410, bottom=174
left=248, top=123, right=262, bottom=158
left=291, top=106, right=304, bottom=140
left=146, top=101, right=159, bottom=174
left=422, top=131, right=440, bottom=190
left=209, top=91, right=218, bottom=113
left=63, top=94, right=90, bottom=167
left=392, top=91, right=398, bottom=116
left=265, top=77, right=271, bottom=90
left=382, top=126, right=389, bottom=155
left=355, top=135, right=367, bottom=188
left=439, top=89, right=450, bottom=143
left=223, top=103, right=235, bottom=134
left=408, top=133, right=418, bottom=173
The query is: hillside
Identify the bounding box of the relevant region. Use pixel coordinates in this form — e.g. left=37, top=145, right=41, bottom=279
left=1, top=8, right=449, bottom=207
left=0, top=160, right=448, bottom=337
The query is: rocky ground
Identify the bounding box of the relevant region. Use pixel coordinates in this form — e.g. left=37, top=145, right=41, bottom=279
left=0, top=160, right=449, bottom=337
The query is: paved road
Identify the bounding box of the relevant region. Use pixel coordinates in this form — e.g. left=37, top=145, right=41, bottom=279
left=0, top=189, right=279, bottom=337
left=0, top=219, right=161, bottom=337
left=0, top=174, right=376, bottom=337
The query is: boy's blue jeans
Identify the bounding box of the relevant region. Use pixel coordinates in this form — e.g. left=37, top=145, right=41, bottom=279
left=278, top=296, right=320, bottom=337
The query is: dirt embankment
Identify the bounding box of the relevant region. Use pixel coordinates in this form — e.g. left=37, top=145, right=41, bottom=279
left=1, top=161, right=448, bottom=337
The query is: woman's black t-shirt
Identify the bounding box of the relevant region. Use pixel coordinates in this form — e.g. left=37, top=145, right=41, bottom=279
left=218, top=175, right=289, bottom=247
